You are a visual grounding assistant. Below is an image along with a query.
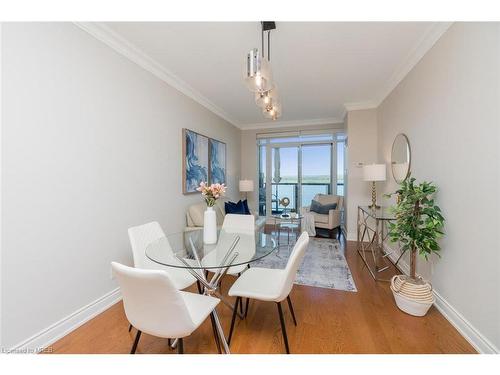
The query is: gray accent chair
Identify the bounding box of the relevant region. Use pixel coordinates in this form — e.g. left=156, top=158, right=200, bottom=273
left=301, top=194, right=344, bottom=238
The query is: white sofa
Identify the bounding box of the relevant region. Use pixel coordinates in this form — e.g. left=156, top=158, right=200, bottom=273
left=301, top=194, right=344, bottom=238
left=186, top=199, right=266, bottom=232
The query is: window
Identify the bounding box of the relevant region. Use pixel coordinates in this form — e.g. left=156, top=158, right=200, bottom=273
left=257, top=130, right=346, bottom=217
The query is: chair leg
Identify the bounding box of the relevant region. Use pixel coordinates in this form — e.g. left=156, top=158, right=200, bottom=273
left=228, top=296, right=240, bottom=346
left=168, top=338, right=171, bottom=347
left=128, top=324, right=133, bottom=332
left=239, top=296, right=244, bottom=314
left=178, top=338, right=184, bottom=354
left=209, top=313, right=222, bottom=354
left=286, top=295, right=297, bottom=326
left=276, top=302, right=290, bottom=354
left=196, top=280, right=202, bottom=294
left=130, top=330, right=142, bottom=354
left=244, top=298, right=249, bottom=318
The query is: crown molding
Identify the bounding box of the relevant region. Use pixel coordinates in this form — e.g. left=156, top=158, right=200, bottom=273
left=343, top=22, right=453, bottom=113
left=75, top=22, right=452, bottom=129
left=343, top=100, right=378, bottom=112
left=373, top=22, right=453, bottom=107
left=239, top=117, right=344, bottom=130
left=74, top=22, right=240, bottom=127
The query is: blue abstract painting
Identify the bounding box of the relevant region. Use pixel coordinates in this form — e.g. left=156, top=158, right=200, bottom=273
left=209, top=139, right=226, bottom=184
left=183, top=129, right=209, bottom=194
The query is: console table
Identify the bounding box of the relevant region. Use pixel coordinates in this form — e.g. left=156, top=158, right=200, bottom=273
left=356, top=205, right=401, bottom=281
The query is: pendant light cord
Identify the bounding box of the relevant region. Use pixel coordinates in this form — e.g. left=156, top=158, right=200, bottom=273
left=268, top=30, right=271, bottom=61
left=261, top=23, right=264, bottom=58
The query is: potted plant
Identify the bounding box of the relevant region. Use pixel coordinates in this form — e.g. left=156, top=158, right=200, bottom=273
left=386, top=175, right=445, bottom=316
left=197, top=182, right=226, bottom=244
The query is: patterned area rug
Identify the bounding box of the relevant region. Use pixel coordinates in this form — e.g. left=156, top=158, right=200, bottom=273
left=252, top=235, right=357, bottom=292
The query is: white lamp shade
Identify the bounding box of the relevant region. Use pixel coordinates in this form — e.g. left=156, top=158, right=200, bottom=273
left=363, top=164, right=386, bottom=182
left=239, top=179, right=254, bottom=192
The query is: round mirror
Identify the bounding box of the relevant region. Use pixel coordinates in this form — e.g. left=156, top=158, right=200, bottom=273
left=391, top=134, right=411, bottom=183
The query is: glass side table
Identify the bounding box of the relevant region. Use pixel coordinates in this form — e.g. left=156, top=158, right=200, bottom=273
left=356, top=205, right=400, bottom=282
left=272, top=213, right=303, bottom=248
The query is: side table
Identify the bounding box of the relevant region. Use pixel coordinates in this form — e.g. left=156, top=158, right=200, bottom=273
left=356, top=205, right=402, bottom=281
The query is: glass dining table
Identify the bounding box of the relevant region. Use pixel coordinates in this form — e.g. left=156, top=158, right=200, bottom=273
left=145, top=228, right=276, bottom=354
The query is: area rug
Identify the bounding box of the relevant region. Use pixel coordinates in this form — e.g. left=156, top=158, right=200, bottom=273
left=252, top=235, right=357, bottom=292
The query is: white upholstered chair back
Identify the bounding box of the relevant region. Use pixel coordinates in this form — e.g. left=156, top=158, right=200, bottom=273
left=279, top=232, right=309, bottom=301
left=222, top=214, right=255, bottom=235
left=111, top=262, right=195, bottom=338
left=128, top=221, right=170, bottom=269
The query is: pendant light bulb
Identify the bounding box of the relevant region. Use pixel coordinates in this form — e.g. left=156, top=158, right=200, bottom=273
left=244, top=48, right=274, bottom=92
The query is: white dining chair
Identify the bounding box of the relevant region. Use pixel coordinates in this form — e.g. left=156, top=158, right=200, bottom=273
left=111, top=262, right=220, bottom=354
left=216, top=214, right=256, bottom=313
left=127, top=222, right=202, bottom=335
left=227, top=231, right=309, bottom=354
left=128, top=221, right=198, bottom=291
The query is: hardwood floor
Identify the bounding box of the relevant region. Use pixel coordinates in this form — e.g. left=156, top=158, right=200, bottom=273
left=48, top=239, right=476, bottom=354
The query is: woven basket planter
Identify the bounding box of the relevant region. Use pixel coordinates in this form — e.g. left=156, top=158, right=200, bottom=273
left=390, top=275, right=435, bottom=317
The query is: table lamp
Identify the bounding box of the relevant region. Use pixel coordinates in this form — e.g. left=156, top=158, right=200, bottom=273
left=363, top=164, right=386, bottom=209
left=239, top=179, right=254, bottom=200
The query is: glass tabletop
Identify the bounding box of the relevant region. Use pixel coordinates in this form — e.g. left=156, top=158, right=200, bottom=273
left=359, top=206, right=396, bottom=220
left=145, top=229, right=276, bottom=270
left=272, top=213, right=303, bottom=221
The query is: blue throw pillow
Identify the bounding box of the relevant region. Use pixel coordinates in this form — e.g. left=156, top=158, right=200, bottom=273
left=310, top=199, right=337, bottom=215
left=241, top=199, right=251, bottom=215
left=225, top=200, right=248, bottom=215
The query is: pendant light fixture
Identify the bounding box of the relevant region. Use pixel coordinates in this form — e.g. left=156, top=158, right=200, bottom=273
left=244, top=48, right=273, bottom=92
left=244, top=21, right=282, bottom=120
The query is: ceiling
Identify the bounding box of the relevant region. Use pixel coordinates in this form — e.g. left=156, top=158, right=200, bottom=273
left=100, top=22, right=450, bottom=129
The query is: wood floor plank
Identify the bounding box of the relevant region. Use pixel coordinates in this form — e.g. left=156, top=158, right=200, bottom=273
left=47, top=239, right=476, bottom=354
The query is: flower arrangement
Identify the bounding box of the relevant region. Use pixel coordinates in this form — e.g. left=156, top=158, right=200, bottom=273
left=197, top=181, right=227, bottom=207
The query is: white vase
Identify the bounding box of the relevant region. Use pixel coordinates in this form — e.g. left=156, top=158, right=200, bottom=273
left=203, top=206, right=217, bottom=244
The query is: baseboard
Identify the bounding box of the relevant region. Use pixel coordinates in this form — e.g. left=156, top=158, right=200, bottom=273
left=433, top=290, right=498, bottom=354
left=8, top=287, right=122, bottom=353
left=382, top=241, right=498, bottom=354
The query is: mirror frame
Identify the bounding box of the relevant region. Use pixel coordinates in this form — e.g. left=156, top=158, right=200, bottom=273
left=391, top=133, right=411, bottom=183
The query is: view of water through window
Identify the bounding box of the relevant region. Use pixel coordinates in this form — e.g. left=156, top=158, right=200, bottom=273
left=258, top=135, right=345, bottom=216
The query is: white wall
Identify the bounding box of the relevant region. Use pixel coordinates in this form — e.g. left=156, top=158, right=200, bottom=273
left=1, top=23, right=241, bottom=349
left=345, top=109, right=378, bottom=239
left=377, top=23, right=500, bottom=352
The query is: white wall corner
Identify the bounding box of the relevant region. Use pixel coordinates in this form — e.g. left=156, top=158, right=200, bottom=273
left=433, top=291, right=499, bottom=354
left=8, top=288, right=122, bottom=353
left=373, top=22, right=453, bottom=107
left=73, top=22, right=240, bottom=128
left=382, top=242, right=498, bottom=354
left=343, top=22, right=453, bottom=113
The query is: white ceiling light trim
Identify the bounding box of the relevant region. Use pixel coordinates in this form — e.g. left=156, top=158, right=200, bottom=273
left=240, top=117, right=343, bottom=130
left=74, top=22, right=239, bottom=126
